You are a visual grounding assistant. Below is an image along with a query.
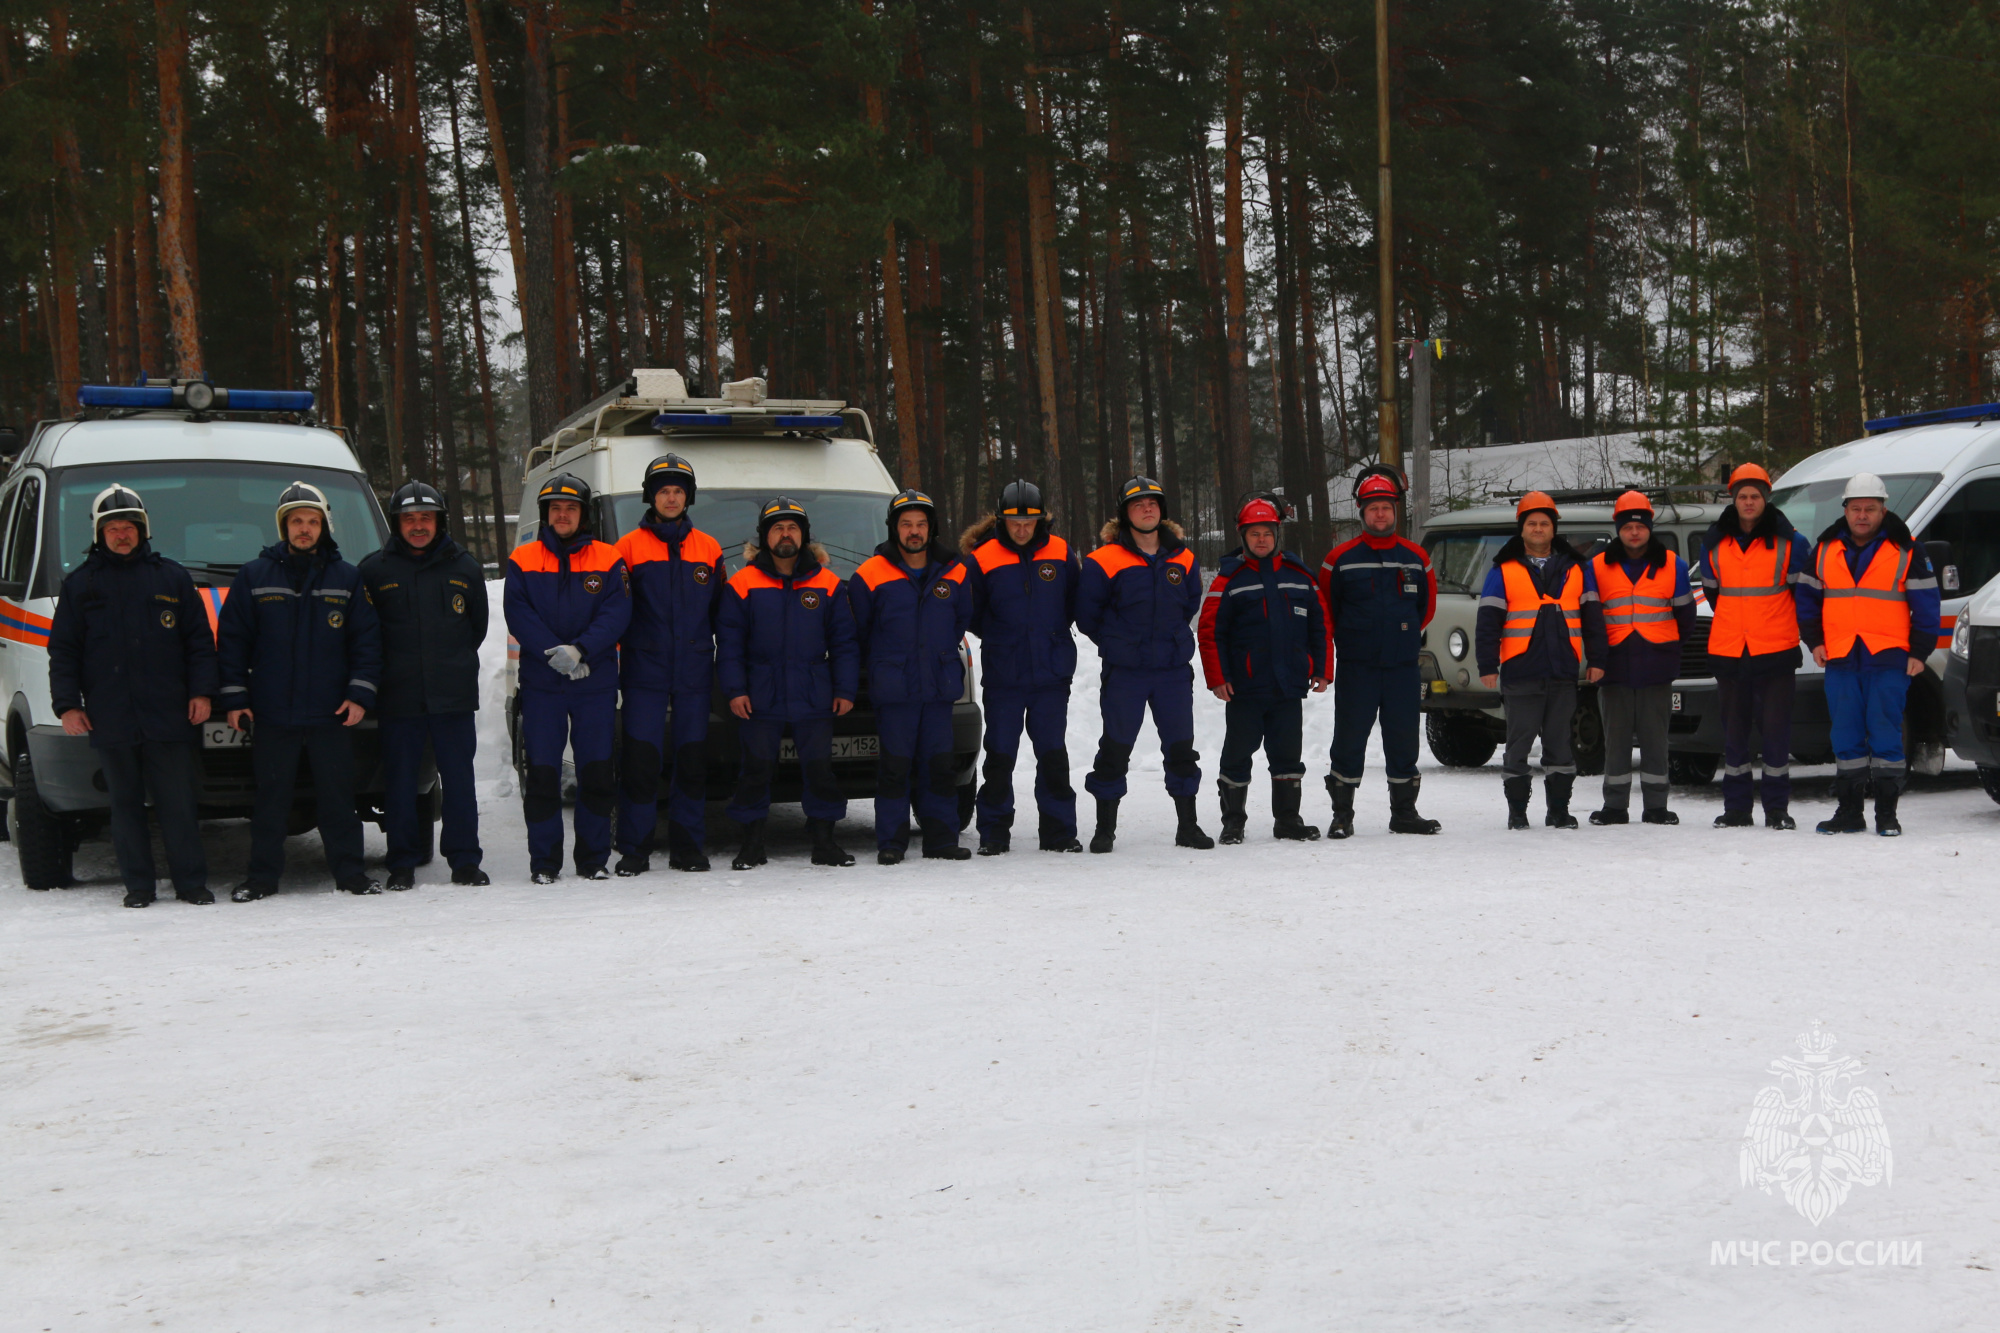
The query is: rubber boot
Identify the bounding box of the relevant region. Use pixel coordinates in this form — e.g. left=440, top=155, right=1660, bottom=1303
left=731, top=818, right=768, bottom=870
left=177, top=885, right=214, bottom=904
left=615, top=852, right=650, bottom=877
left=1216, top=780, right=1249, bottom=845
left=1038, top=814, right=1083, bottom=853
left=1544, top=773, right=1578, bottom=828
left=1641, top=807, right=1679, bottom=825
left=1504, top=776, right=1532, bottom=830
left=808, top=816, right=856, bottom=867
left=1713, top=808, right=1755, bottom=828
left=1324, top=775, right=1356, bottom=840
left=978, top=827, right=1011, bottom=856
left=123, top=888, right=154, bottom=908
left=1815, top=774, right=1869, bottom=834
left=1873, top=775, right=1904, bottom=837
left=1590, top=805, right=1629, bottom=825
left=667, top=822, right=710, bottom=872
left=1089, top=798, right=1119, bottom=854
left=921, top=816, right=972, bottom=860
left=1173, top=795, right=1215, bottom=849
left=1271, top=778, right=1320, bottom=841
left=1387, top=777, right=1441, bottom=834
left=1765, top=806, right=1796, bottom=831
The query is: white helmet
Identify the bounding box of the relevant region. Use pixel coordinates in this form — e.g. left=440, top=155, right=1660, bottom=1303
left=90, top=483, right=149, bottom=541
left=1842, top=473, right=1889, bottom=502
left=274, top=480, right=333, bottom=537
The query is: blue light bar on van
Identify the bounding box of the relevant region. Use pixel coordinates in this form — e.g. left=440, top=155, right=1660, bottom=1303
left=774, top=415, right=845, bottom=429
left=77, top=384, right=315, bottom=412
left=1863, top=401, right=2000, bottom=433
left=224, top=389, right=315, bottom=411
left=652, top=411, right=845, bottom=431
left=655, top=413, right=730, bottom=427
left=79, top=385, right=173, bottom=408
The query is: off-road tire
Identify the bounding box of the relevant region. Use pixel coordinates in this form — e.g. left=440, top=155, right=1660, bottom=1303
left=1668, top=752, right=1720, bottom=785
left=1571, top=689, right=1606, bottom=777
left=1979, top=765, right=2000, bottom=808
left=12, top=750, right=72, bottom=890
left=1425, top=712, right=1498, bottom=769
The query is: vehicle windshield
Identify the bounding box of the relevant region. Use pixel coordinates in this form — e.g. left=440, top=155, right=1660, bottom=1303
left=47, top=461, right=386, bottom=589
left=603, top=488, right=892, bottom=578
left=1768, top=472, right=1940, bottom=539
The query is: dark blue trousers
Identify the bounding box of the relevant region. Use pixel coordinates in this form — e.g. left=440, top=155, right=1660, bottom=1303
left=616, top=687, right=711, bottom=854
left=1718, top=672, right=1795, bottom=812
left=1331, top=663, right=1421, bottom=784
left=520, top=688, right=616, bottom=875
left=976, top=686, right=1076, bottom=840
left=381, top=712, right=481, bottom=873
left=99, top=739, right=206, bottom=896
left=875, top=701, right=957, bottom=849
left=246, top=723, right=367, bottom=891
left=1087, top=666, right=1199, bottom=801
left=728, top=716, right=846, bottom=825
left=1827, top=664, right=1910, bottom=779
left=1219, top=695, right=1304, bottom=784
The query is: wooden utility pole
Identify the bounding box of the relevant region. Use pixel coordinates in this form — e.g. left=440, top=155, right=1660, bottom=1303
left=1374, top=0, right=1398, bottom=468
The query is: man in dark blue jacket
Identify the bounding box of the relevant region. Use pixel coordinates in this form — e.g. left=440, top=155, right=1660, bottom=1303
left=612, top=454, right=725, bottom=875
left=218, top=481, right=384, bottom=900
left=960, top=479, right=1082, bottom=855
left=1317, top=467, right=1440, bottom=838
left=849, top=489, right=974, bottom=863
left=1197, top=493, right=1328, bottom=845
left=359, top=481, right=489, bottom=890
left=1077, top=476, right=1212, bottom=853
left=716, top=497, right=860, bottom=870
left=503, top=473, right=632, bottom=883
left=48, top=485, right=219, bottom=907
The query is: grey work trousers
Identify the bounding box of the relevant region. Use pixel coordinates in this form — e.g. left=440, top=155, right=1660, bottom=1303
left=1597, top=682, right=1671, bottom=811
left=1502, top=677, right=1577, bottom=779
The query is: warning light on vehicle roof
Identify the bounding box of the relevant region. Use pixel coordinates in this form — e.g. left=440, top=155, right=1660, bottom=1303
left=1863, top=401, right=2000, bottom=433
left=652, top=411, right=844, bottom=431
left=78, top=383, right=315, bottom=413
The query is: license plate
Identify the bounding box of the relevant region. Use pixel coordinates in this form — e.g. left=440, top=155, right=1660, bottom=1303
left=1671, top=692, right=1682, bottom=713
left=202, top=722, right=249, bottom=748
left=779, top=734, right=880, bottom=761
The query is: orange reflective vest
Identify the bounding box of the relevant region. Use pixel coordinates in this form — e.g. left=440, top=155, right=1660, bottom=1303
left=1498, top=560, right=1583, bottom=663
left=1592, top=551, right=1682, bottom=647
left=1707, top=535, right=1799, bottom=656
left=1816, top=539, right=1912, bottom=657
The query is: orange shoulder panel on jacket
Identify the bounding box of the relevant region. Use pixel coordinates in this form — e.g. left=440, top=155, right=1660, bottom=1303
left=1168, top=548, right=1196, bottom=571
left=855, top=554, right=904, bottom=591
left=615, top=526, right=668, bottom=566
left=1088, top=544, right=1144, bottom=576
left=944, top=564, right=968, bottom=585
left=508, top=540, right=557, bottom=574
left=685, top=529, right=724, bottom=564
left=729, top=565, right=782, bottom=595
left=1042, top=536, right=1071, bottom=561
left=973, top=539, right=1019, bottom=574
left=570, top=540, right=624, bottom=574
left=803, top=568, right=842, bottom=593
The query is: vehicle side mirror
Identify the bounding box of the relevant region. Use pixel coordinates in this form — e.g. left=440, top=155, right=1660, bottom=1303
left=1925, top=539, right=1960, bottom=593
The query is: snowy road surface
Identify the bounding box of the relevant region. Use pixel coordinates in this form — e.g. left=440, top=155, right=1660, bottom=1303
left=4, top=599, right=1997, bottom=1330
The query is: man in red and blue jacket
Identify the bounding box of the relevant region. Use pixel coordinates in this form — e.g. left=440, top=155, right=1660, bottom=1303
left=613, top=454, right=726, bottom=875
left=960, top=478, right=1082, bottom=855
left=1318, top=467, right=1442, bottom=838
left=503, top=473, right=632, bottom=882
left=848, top=489, right=974, bottom=863
left=716, top=497, right=861, bottom=870
left=1198, top=493, right=1329, bottom=845
left=1077, top=476, right=1213, bottom=853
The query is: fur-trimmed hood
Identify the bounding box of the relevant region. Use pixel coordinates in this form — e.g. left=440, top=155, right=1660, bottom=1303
left=1816, top=511, right=1913, bottom=550
left=742, top=539, right=832, bottom=571
left=1098, top=516, right=1187, bottom=546
left=1492, top=533, right=1584, bottom=570
left=1599, top=534, right=1671, bottom=577
left=961, top=511, right=1055, bottom=556
left=1703, top=502, right=1797, bottom=550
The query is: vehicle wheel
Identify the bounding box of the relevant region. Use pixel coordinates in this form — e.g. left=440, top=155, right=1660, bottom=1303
left=12, top=750, right=73, bottom=890
left=1425, top=712, right=1498, bottom=768
left=1571, top=692, right=1606, bottom=777
left=958, top=780, right=976, bottom=832
left=1669, top=753, right=1719, bottom=785
left=1979, top=766, right=2000, bottom=807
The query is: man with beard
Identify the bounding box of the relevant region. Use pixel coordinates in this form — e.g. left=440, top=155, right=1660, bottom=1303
left=359, top=481, right=490, bottom=889
left=218, top=481, right=383, bottom=900
left=848, top=489, right=975, bottom=863
left=716, top=497, right=860, bottom=870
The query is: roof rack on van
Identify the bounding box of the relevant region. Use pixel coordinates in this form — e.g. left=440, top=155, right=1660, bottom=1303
left=1863, top=401, right=2000, bottom=434
left=76, top=378, right=315, bottom=423
left=528, top=369, right=872, bottom=470
left=1488, top=484, right=1724, bottom=505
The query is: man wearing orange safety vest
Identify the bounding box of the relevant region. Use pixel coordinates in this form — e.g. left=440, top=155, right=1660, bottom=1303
left=1475, top=492, right=1608, bottom=829
left=1694, top=463, right=1813, bottom=829
left=1587, top=493, right=1696, bottom=825
left=1794, top=472, right=1943, bottom=836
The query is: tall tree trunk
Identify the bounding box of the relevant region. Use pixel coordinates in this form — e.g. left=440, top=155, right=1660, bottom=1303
left=700, top=214, right=719, bottom=388
left=1002, top=217, right=1039, bottom=484
left=1292, top=165, right=1327, bottom=545
left=464, top=0, right=526, bottom=287
left=519, top=0, right=560, bottom=443
left=414, top=72, right=466, bottom=538
left=619, top=0, right=648, bottom=368
left=124, top=26, right=165, bottom=378
left=965, top=14, right=987, bottom=517
left=447, top=70, right=507, bottom=553
left=1022, top=13, right=1076, bottom=532
left=1266, top=113, right=1309, bottom=532
left=1221, top=6, right=1252, bottom=507
left=154, top=0, right=201, bottom=377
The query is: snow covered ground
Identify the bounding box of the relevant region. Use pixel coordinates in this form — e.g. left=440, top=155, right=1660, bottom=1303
left=5, top=590, right=1998, bottom=1330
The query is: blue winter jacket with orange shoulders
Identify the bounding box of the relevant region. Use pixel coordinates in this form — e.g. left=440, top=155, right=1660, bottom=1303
left=503, top=527, right=631, bottom=694
left=613, top=511, right=726, bottom=695
left=847, top=541, right=973, bottom=705
left=716, top=544, right=860, bottom=722
left=960, top=516, right=1079, bottom=692
left=1076, top=519, right=1202, bottom=670
left=1197, top=548, right=1329, bottom=697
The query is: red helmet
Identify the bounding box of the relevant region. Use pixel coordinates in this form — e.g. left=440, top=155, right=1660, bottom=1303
left=1236, top=495, right=1283, bottom=528
left=1355, top=472, right=1403, bottom=505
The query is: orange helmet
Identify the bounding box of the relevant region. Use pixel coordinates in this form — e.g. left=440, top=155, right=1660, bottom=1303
left=1727, top=462, right=1772, bottom=495
left=1515, top=490, right=1559, bottom=521
left=1612, top=490, right=1655, bottom=530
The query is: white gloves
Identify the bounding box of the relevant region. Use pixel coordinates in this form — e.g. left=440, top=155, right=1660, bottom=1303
left=545, top=644, right=589, bottom=679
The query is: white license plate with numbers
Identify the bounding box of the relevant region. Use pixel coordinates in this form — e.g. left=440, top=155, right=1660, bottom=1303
left=779, top=734, right=880, bottom=761
left=202, top=722, right=250, bottom=749
left=1671, top=692, right=1682, bottom=712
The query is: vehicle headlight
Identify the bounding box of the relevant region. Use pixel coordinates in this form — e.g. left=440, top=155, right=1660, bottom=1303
left=1951, top=617, right=1972, bottom=660
left=1448, top=628, right=1469, bottom=661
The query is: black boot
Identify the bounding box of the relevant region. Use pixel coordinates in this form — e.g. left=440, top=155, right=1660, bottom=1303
left=176, top=885, right=214, bottom=904
left=123, top=887, right=154, bottom=908
left=921, top=816, right=972, bottom=860
left=1765, top=806, right=1796, bottom=831
left=451, top=865, right=491, bottom=885
left=1217, top=780, right=1249, bottom=845
left=1388, top=777, right=1441, bottom=834
left=1037, top=814, right=1083, bottom=853
left=1816, top=774, right=1869, bottom=834
left=1324, top=775, right=1356, bottom=840
left=1873, top=774, right=1904, bottom=836
left=1504, top=776, right=1532, bottom=830
left=731, top=818, right=768, bottom=870
left=1089, top=798, right=1119, bottom=853
left=808, top=817, right=855, bottom=866
left=1544, top=773, right=1578, bottom=828
left=667, top=823, right=710, bottom=872
left=615, top=851, right=650, bottom=877
left=1174, top=795, right=1214, bottom=849
left=232, top=882, right=278, bottom=902
left=1641, top=807, right=1679, bottom=825
left=1272, top=777, right=1320, bottom=841
left=978, top=828, right=1011, bottom=856
left=1713, top=808, right=1755, bottom=828
left=878, top=845, right=905, bottom=865
left=1590, top=805, right=1629, bottom=825
left=386, top=868, right=417, bottom=890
